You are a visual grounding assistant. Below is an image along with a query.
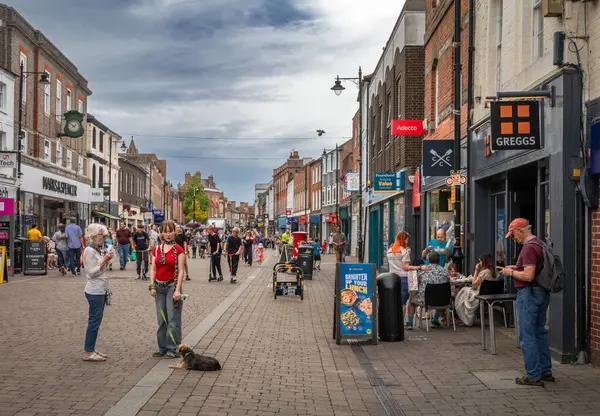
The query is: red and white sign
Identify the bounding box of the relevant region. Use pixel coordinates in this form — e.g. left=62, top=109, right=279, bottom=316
left=285, top=209, right=292, bottom=216
left=392, top=120, right=425, bottom=136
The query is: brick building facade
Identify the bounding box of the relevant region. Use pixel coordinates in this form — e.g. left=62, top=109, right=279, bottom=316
left=273, top=151, right=303, bottom=220
left=0, top=5, right=94, bottom=236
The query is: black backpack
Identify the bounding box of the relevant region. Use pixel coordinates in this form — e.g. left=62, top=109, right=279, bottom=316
left=526, top=240, right=565, bottom=293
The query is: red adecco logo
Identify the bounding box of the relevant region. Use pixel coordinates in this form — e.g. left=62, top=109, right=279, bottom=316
left=392, top=120, right=425, bottom=136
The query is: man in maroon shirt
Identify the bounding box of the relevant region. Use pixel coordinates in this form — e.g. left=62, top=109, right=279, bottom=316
left=115, top=221, right=134, bottom=271
left=499, top=218, right=553, bottom=386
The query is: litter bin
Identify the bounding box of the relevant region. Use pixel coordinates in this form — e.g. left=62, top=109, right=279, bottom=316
left=296, top=244, right=314, bottom=280
left=377, top=272, right=404, bottom=342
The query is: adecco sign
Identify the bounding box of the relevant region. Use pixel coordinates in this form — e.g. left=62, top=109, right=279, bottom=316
left=392, top=120, right=425, bottom=136
left=490, top=101, right=541, bottom=151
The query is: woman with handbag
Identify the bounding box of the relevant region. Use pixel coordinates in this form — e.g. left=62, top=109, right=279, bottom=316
left=149, top=220, right=185, bottom=359
left=82, top=223, right=114, bottom=362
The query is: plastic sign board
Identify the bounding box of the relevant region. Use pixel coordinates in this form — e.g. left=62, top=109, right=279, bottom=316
left=490, top=101, right=541, bottom=151
left=335, top=263, right=378, bottom=345
left=392, top=120, right=425, bottom=136
left=344, top=172, right=359, bottom=192
left=445, top=171, right=467, bottom=186
left=374, top=171, right=405, bottom=193
left=423, top=140, right=454, bottom=177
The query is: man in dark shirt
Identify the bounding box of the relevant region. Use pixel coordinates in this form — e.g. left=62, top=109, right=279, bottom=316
left=223, top=227, right=243, bottom=283
left=115, top=221, right=133, bottom=270
left=131, top=224, right=150, bottom=280
left=207, top=225, right=223, bottom=281
left=174, top=225, right=190, bottom=281
left=499, top=218, right=552, bottom=387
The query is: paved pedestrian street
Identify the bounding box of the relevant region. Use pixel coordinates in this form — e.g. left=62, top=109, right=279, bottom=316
left=2, top=250, right=600, bottom=416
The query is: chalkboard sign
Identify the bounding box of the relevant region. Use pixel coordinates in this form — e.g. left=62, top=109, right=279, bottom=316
left=24, top=241, right=47, bottom=275
left=334, top=263, right=378, bottom=345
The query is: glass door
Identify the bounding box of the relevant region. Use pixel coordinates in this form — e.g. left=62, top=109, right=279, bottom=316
left=492, top=192, right=507, bottom=267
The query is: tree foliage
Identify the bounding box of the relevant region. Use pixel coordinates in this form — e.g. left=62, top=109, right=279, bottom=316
left=182, top=176, right=209, bottom=223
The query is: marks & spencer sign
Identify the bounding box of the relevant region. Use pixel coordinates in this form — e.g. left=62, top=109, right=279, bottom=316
left=490, top=101, right=541, bottom=151
left=42, top=177, right=78, bottom=196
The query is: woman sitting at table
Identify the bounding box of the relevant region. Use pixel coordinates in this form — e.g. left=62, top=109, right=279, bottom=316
left=454, top=253, right=499, bottom=326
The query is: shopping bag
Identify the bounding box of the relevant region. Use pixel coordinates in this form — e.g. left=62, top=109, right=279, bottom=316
left=130, top=251, right=137, bottom=262
left=407, top=270, right=419, bottom=292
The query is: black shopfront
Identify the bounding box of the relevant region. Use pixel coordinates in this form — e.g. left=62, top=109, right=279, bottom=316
left=469, top=69, right=587, bottom=363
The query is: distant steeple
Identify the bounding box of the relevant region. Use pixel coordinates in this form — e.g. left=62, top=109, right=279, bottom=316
left=127, top=137, right=138, bottom=154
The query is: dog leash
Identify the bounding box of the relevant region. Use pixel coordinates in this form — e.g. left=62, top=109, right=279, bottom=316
left=159, top=306, right=177, bottom=346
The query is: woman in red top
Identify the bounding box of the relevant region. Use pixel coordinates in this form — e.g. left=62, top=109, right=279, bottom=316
left=149, top=220, right=185, bottom=359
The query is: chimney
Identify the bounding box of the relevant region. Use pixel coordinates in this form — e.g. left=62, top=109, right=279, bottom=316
left=195, top=171, right=201, bottom=180
left=185, top=172, right=191, bottom=183
left=289, top=151, right=293, bottom=159
left=208, top=175, right=214, bottom=186
left=293, top=151, right=299, bottom=159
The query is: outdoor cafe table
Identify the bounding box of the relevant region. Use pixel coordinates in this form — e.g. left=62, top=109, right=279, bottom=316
left=476, top=293, right=519, bottom=355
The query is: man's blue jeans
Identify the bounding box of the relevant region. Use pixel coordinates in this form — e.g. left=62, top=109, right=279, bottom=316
left=84, top=293, right=106, bottom=352
left=516, top=286, right=552, bottom=380
left=118, top=244, right=130, bottom=268
left=68, top=247, right=82, bottom=274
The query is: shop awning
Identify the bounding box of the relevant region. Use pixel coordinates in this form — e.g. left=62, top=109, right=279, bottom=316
left=92, top=211, right=121, bottom=220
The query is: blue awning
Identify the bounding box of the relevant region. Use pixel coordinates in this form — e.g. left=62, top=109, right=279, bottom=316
left=310, top=214, right=321, bottom=224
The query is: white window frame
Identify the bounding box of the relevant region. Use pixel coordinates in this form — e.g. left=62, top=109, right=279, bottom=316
left=78, top=156, right=84, bottom=175
left=496, top=0, right=503, bottom=91
left=66, top=149, right=72, bottom=170
left=0, top=82, right=6, bottom=111
left=533, top=0, right=544, bottom=60
left=78, top=99, right=84, bottom=113
left=66, top=88, right=72, bottom=112
left=44, top=139, right=50, bottom=161
left=43, top=71, right=51, bottom=115
left=56, top=142, right=62, bottom=165
left=20, top=53, right=27, bottom=104
left=55, top=79, right=62, bottom=121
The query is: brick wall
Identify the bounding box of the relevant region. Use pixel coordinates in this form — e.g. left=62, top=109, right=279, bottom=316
left=592, top=207, right=600, bottom=366
left=424, top=0, right=469, bottom=142
left=368, top=45, right=425, bottom=182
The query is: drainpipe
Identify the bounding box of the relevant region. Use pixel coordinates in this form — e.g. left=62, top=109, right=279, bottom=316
left=466, top=0, right=475, bottom=270
left=452, top=0, right=464, bottom=272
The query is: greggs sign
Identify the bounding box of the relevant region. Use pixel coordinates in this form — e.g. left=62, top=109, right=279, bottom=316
left=392, top=120, right=425, bottom=136
left=490, top=101, right=541, bottom=151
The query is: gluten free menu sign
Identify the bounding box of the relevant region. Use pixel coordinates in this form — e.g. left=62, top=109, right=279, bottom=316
left=336, top=263, right=377, bottom=343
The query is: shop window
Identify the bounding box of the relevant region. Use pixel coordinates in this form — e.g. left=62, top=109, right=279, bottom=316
left=427, top=189, right=453, bottom=242
left=540, top=166, right=550, bottom=241
left=393, top=197, right=405, bottom=237
left=493, top=193, right=507, bottom=266
left=382, top=201, right=390, bottom=267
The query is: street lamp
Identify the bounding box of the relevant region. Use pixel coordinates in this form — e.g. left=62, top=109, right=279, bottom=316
left=330, top=67, right=364, bottom=262
left=16, top=62, right=51, bottom=238
left=192, top=187, right=199, bottom=222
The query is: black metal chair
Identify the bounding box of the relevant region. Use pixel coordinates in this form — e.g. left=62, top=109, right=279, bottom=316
left=423, top=282, right=456, bottom=332
left=479, top=279, right=508, bottom=327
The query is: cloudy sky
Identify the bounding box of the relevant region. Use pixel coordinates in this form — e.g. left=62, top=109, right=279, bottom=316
left=13, top=0, right=404, bottom=203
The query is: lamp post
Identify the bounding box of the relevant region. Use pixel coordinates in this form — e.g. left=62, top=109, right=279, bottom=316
left=107, top=135, right=126, bottom=217
left=16, top=61, right=50, bottom=238
left=330, top=67, right=363, bottom=262
left=192, top=187, right=199, bottom=222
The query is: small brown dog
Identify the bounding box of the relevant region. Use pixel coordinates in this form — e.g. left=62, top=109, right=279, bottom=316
left=168, top=344, right=221, bottom=371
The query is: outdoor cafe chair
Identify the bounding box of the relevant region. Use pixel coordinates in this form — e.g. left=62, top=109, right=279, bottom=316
left=423, top=282, right=456, bottom=332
